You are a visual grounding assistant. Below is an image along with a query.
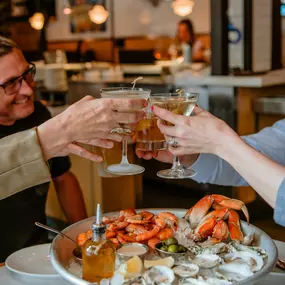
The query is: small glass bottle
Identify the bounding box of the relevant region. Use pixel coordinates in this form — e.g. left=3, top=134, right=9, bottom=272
left=82, top=222, right=116, bottom=282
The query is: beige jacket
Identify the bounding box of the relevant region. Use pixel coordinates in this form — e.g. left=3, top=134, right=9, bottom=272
left=0, top=128, right=51, bottom=199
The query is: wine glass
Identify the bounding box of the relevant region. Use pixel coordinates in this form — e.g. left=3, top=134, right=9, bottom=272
left=100, top=87, right=151, bottom=176
left=155, top=92, right=199, bottom=179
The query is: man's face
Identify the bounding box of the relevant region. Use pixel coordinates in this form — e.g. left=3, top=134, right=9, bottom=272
left=0, top=48, right=34, bottom=125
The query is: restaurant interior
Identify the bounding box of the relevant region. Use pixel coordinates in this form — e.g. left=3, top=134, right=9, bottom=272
left=2, top=0, right=285, bottom=283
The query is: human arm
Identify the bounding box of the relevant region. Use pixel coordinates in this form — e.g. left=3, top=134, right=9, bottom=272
left=53, top=171, right=87, bottom=223
left=0, top=96, right=145, bottom=198
left=153, top=106, right=285, bottom=208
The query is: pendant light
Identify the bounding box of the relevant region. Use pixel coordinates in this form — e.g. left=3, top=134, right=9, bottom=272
left=63, top=0, right=72, bottom=15
left=29, top=12, right=45, bottom=30
left=88, top=4, right=109, bottom=24
left=172, top=0, right=195, bottom=17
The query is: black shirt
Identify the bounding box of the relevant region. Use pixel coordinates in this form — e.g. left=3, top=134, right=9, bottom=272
left=0, top=101, right=71, bottom=262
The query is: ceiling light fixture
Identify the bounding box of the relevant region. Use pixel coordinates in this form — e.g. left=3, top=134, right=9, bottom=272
left=172, top=0, right=195, bottom=17
left=29, top=12, right=45, bottom=30
left=63, top=3, right=72, bottom=15
left=88, top=5, right=109, bottom=24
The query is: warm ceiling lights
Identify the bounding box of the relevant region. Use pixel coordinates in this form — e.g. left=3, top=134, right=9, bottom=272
left=88, top=5, right=109, bottom=24
left=63, top=0, right=72, bottom=15
left=172, top=0, right=195, bottom=17
left=29, top=12, right=45, bottom=30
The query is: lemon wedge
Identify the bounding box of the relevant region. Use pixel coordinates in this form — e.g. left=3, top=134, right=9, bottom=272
left=144, top=256, right=175, bottom=269
left=122, top=256, right=143, bottom=278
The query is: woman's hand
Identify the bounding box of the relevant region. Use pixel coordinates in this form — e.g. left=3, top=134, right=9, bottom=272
left=153, top=105, right=239, bottom=157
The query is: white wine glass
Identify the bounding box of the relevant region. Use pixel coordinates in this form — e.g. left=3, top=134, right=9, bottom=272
left=155, top=92, right=199, bottom=179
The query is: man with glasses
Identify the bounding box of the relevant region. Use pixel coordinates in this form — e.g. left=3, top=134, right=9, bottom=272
left=0, top=37, right=87, bottom=261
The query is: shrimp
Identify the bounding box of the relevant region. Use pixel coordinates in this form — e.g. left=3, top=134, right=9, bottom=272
left=148, top=238, right=161, bottom=249
left=156, top=228, right=173, bottom=240
left=117, top=231, right=137, bottom=243
left=107, top=221, right=129, bottom=231
left=136, top=225, right=161, bottom=242
left=154, top=212, right=178, bottom=231
left=77, top=229, right=92, bottom=246
left=125, top=224, right=147, bottom=234
left=120, top=208, right=136, bottom=218
left=106, top=230, right=116, bottom=239
left=110, top=238, right=120, bottom=247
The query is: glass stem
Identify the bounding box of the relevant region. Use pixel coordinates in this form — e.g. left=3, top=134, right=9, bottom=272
left=172, top=155, right=180, bottom=169
left=120, top=137, right=130, bottom=165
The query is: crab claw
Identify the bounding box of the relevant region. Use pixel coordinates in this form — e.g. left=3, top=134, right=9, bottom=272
left=211, top=195, right=249, bottom=223
left=212, top=220, right=229, bottom=241
left=184, top=196, right=213, bottom=229
left=191, top=216, right=217, bottom=242
left=228, top=210, right=244, bottom=242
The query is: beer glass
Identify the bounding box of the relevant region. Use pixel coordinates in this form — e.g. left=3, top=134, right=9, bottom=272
left=100, top=87, right=150, bottom=176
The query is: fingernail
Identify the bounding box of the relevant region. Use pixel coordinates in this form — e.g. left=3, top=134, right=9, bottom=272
left=151, top=105, right=154, bottom=111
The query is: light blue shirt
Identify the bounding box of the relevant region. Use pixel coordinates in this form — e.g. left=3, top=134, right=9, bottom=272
left=191, top=119, right=285, bottom=226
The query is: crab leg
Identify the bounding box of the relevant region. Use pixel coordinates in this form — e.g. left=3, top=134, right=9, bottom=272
left=211, top=194, right=249, bottom=223
left=228, top=210, right=244, bottom=242
left=212, top=220, right=229, bottom=241
left=184, top=196, right=213, bottom=229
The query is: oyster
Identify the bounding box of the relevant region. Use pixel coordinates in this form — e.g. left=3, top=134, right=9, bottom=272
left=123, top=277, right=147, bottom=285
left=242, top=232, right=255, bottom=246
left=202, top=243, right=229, bottom=255
left=143, top=265, right=175, bottom=285
left=193, top=254, right=223, bottom=269
left=203, top=278, right=232, bottom=285
left=179, top=277, right=209, bottom=285
left=225, top=243, right=264, bottom=272
left=176, top=218, right=195, bottom=247
left=179, top=276, right=232, bottom=285
left=215, top=260, right=253, bottom=282
left=173, top=263, right=199, bottom=277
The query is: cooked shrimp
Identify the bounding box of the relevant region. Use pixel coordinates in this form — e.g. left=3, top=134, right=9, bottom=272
left=106, top=230, right=116, bottom=239
left=109, top=238, right=120, bottom=247
left=120, top=208, right=136, bottom=218
left=154, top=212, right=178, bottom=231
left=77, top=232, right=89, bottom=247
left=107, top=221, right=129, bottom=231
left=125, top=224, right=147, bottom=234
left=156, top=228, right=173, bottom=240
left=117, top=231, right=137, bottom=243
left=148, top=238, right=161, bottom=249
left=136, top=225, right=161, bottom=242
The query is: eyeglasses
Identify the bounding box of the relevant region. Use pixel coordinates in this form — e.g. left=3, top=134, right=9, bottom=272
left=0, top=62, right=36, bottom=96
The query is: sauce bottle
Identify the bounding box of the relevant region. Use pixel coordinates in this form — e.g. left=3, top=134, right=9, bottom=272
left=82, top=204, right=116, bottom=282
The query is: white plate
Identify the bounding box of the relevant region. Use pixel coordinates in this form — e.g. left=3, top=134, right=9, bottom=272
left=5, top=243, right=59, bottom=280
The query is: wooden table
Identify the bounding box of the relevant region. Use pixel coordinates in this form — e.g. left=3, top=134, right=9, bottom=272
left=0, top=263, right=4, bottom=267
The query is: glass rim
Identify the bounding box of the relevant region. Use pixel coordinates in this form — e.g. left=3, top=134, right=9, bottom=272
left=150, top=92, right=199, bottom=97
left=100, top=87, right=151, bottom=93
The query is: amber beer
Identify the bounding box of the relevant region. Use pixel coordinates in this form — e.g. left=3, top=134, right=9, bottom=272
left=135, top=116, right=166, bottom=151
left=135, top=99, right=168, bottom=151
left=78, top=142, right=122, bottom=177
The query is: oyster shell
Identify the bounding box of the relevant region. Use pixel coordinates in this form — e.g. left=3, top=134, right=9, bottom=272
left=143, top=265, right=175, bottom=285
left=123, top=277, right=147, bottom=285
left=224, top=243, right=264, bottom=272
left=179, top=276, right=232, bottom=285
left=193, top=254, right=223, bottom=269
left=176, top=218, right=195, bottom=247
left=202, top=243, right=229, bottom=255
left=215, top=260, right=253, bottom=282
left=173, top=263, right=200, bottom=277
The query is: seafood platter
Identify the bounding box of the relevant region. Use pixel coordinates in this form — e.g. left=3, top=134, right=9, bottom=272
left=50, top=195, right=278, bottom=285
